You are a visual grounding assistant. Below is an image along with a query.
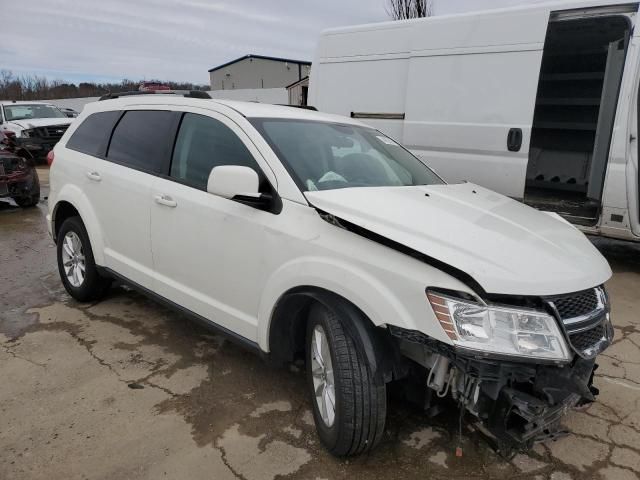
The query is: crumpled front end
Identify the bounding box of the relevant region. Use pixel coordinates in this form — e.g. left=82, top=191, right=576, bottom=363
left=0, top=153, right=37, bottom=198
left=389, top=286, right=613, bottom=452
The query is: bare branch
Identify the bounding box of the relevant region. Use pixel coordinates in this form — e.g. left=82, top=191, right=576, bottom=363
left=387, top=0, right=433, bottom=20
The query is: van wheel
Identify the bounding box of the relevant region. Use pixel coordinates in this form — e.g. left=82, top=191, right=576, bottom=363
left=56, top=216, right=111, bottom=302
left=306, top=303, right=386, bottom=456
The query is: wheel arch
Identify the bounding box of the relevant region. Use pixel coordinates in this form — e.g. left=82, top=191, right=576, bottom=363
left=266, top=286, right=405, bottom=384
left=52, top=185, right=105, bottom=265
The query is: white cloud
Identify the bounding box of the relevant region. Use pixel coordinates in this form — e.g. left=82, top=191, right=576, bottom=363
left=1, top=0, right=553, bottom=83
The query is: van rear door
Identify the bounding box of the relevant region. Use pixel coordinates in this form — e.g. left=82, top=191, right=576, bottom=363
left=402, top=8, right=549, bottom=199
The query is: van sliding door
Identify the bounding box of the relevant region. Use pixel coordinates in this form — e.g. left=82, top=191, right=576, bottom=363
left=524, top=6, right=634, bottom=224
left=588, top=35, right=629, bottom=201
left=402, top=9, right=549, bottom=199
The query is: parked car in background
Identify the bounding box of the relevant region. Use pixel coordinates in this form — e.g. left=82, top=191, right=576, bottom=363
left=0, top=101, right=72, bottom=163
left=48, top=92, right=613, bottom=456
left=309, top=0, right=640, bottom=243
left=59, top=107, right=79, bottom=118
left=138, top=81, right=170, bottom=92
left=0, top=131, right=40, bottom=207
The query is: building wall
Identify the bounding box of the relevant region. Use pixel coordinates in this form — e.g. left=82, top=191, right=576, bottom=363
left=210, top=57, right=311, bottom=91
left=288, top=78, right=309, bottom=106
left=208, top=88, right=288, bottom=104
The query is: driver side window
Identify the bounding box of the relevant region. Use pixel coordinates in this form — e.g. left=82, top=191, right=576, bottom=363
left=170, top=113, right=263, bottom=191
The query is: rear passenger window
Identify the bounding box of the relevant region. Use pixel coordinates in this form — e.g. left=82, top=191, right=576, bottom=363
left=66, top=111, right=121, bottom=157
left=107, top=110, right=176, bottom=173
left=170, top=113, right=262, bottom=190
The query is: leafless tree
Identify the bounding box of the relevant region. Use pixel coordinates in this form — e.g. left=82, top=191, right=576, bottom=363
left=387, top=0, right=433, bottom=20
left=0, top=70, right=209, bottom=101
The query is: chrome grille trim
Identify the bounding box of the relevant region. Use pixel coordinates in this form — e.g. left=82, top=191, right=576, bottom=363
left=545, top=286, right=612, bottom=359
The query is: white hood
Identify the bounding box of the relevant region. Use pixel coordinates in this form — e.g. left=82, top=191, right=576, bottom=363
left=305, top=183, right=612, bottom=296
left=8, top=118, right=72, bottom=129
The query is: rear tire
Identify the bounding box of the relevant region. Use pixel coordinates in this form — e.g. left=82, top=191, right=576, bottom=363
left=56, top=216, right=111, bottom=302
left=306, top=302, right=386, bottom=456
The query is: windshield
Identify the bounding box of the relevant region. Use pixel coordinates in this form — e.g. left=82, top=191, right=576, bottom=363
left=250, top=118, right=443, bottom=191
left=3, top=104, right=67, bottom=121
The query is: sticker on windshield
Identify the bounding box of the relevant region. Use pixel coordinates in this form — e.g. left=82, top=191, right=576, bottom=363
left=376, top=135, right=397, bottom=146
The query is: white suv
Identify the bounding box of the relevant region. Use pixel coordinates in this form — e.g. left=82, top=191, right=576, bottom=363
left=48, top=92, right=614, bottom=456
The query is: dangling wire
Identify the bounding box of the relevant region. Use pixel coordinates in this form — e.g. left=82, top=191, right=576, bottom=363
left=456, top=401, right=464, bottom=457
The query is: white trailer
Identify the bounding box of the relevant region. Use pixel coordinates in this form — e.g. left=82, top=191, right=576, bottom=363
left=309, top=0, right=640, bottom=242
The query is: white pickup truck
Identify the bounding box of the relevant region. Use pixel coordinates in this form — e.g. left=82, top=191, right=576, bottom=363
left=0, top=101, right=72, bottom=162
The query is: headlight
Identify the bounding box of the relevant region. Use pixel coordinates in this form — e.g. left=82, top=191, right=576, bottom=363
left=16, top=157, right=28, bottom=169
left=427, top=291, right=570, bottom=361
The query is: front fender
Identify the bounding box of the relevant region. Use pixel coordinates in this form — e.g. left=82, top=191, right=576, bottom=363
left=257, top=256, right=417, bottom=352
left=53, top=184, right=105, bottom=265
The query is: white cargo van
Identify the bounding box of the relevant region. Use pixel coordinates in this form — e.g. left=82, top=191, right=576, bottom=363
left=309, top=0, right=640, bottom=242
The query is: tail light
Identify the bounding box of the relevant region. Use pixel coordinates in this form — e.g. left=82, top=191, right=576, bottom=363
left=46, top=149, right=55, bottom=166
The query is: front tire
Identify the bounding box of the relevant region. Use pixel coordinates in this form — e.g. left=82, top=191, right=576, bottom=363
left=306, top=303, right=387, bottom=456
left=13, top=169, right=40, bottom=208
left=56, top=216, right=111, bottom=302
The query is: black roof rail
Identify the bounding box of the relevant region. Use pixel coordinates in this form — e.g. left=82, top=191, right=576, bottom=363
left=275, top=104, right=318, bottom=111
left=99, top=90, right=212, bottom=101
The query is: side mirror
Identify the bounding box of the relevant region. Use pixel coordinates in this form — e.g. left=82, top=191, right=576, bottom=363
left=207, top=165, right=259, bottom=199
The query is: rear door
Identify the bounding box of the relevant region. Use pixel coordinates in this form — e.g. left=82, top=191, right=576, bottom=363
left=402, top=8, right=550, bottom=198
left=85, top=108, right=179, bottom=288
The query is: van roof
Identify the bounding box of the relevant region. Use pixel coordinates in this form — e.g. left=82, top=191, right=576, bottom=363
left=84, top=95, right=368, bottom=126
left=321, top=0, right=638, bottom=34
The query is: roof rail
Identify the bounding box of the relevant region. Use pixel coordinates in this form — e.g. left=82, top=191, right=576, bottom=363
left=99, top=90, right=212, bottom=101
left=275, top=104, right=318, bottom=111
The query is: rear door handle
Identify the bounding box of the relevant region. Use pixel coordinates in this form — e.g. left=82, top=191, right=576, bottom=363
left=86, top=171, right=101, bottom=182
left=154, top=194, right=177, bottom=208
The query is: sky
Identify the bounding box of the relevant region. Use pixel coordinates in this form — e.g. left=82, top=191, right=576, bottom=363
left=1, top=0, right=553, bottom=85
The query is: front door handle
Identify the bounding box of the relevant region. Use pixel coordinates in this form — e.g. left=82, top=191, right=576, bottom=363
left=154, top=194, right=177, bottom=208
left=86, top=171, right=101, bottom=182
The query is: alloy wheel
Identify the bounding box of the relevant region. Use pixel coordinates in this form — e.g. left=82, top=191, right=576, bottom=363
left=310, top=324, right=336, bottom=427
left=61, top=231, right=86, bottom=287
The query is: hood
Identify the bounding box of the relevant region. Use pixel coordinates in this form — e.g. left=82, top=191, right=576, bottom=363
left=305, top=183, right=612, bottom=297
left=8, top=118, right=72, bottom=129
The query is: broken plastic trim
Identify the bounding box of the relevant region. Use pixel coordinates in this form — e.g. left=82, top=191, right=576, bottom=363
left=389, top=326, right=600, bottom=451
left=316, top=210, right=487, bottom=297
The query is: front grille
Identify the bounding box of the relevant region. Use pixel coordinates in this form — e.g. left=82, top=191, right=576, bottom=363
left=35, top=124, right=69, bottom=139
left=547, top=287, right=610, bottom=359
left=569, top=324, right=606, bottom=352
left=553, top=288, right=599, bottom=320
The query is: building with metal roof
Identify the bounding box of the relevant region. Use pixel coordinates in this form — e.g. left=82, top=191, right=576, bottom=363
left=208, top=54, right=311, bottom=91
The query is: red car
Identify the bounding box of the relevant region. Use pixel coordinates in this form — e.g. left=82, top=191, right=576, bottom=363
left=138, top=81, right=170, bottom=92
left=0, top=132, right=40, bottom=208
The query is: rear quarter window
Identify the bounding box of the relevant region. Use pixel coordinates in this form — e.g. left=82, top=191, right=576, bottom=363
left=107, top=110, right=177, bottom=174
left=66, top=111, right=122, bottom=157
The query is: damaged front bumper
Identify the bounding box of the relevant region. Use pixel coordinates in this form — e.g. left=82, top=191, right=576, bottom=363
left=15, top=137, right=56, bottom=159
left=0, top=156, right=37, bottom=198
left=389, top=314, right=611, bottom=451
left=484, top=357, right=598, bottom=447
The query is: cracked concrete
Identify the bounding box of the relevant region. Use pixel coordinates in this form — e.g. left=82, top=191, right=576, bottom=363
left=1, top=169, right=639, bottom=479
